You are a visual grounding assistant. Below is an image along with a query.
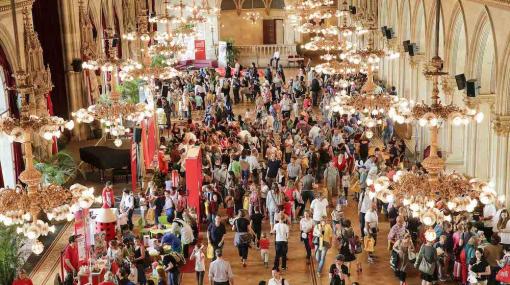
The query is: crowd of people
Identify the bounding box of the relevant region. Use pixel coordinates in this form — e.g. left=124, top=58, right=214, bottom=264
left=51, top=60, right=510, bottom=285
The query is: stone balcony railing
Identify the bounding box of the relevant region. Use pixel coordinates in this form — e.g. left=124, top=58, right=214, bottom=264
left=235, top=44, right=298, bottom=67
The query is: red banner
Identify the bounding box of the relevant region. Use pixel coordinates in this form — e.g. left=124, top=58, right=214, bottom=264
left=185, top=147, right=202, bottom=234
left=194, top=40, right=206, bottom=60
left=131, top=139, right=137, bottom=193
left=74, top=209, right=89, bottom=266
left=141, top=118, right=157, bottom=170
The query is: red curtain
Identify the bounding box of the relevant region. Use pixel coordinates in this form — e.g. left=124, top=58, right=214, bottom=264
left=32, top=0, right=69, bottom=119
left=0, top=44, right=24, bottom=181
left=141, top=118, right=156, bottom=169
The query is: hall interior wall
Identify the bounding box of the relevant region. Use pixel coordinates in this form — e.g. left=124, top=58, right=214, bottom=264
left=377, top=0, right=510, bottom=203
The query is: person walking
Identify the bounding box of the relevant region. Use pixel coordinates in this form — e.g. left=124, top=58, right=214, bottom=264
left=300, top=170, right=316, bottom=217
left=329, top=254, right=350, bottom=285
left=266, top=183, right=285, bottom=232
left=311, top=192, right=328, bottom=224
left=392, top=233, right=415, bottom=285
left=272, top=212, right=290, bottom=270
left=133, top=237, right=148, bottom=285
left=323, top=161, right=341, bottom=205
left=268, top=268, right=289, bottom=285
left=120, top=188, right=135, bottom=230
left=209, top=249, right=235, bottom=285
left=207, top=215, right=227, bottom=261
left=415, top=238, right=438, bottom=285
left=314, top=216, right=333, bottom=277
left=233, top=209, right=253, bottom=267
left=190, top=243, right=206, bottom=285
left=300, top=210, right=314, bottom=263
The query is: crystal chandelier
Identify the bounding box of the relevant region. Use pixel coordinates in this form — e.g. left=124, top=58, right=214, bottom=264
left=372, top=0, right=491, bottom=226
left=243, top=0, right=261, bottom=24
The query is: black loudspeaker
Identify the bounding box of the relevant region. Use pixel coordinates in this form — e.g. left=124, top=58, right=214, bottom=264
left=385, top=28, right=394, bottom=39
left=381, top=26, right=387, bottom=35
left=409, top=43, right=417, bottom=56
left=466, top=79, right=479, bottom=97
left=349, top=6, right=356, bottom=14
left=112, top=38, right=119, bottom=47
left=133, top=128, right=142, bottom=143
left=161, top=84, right=169, bottom=97
left=71, top=58, right=83, bottom=72
left=455, top=74, right=466, bottom=90
left=403, top=40, right=411, bottom=52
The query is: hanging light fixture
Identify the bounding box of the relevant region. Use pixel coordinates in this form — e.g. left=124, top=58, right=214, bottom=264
left=243, top=0, right=261, bottom=24
left=0, top=0, right=91, bottom=254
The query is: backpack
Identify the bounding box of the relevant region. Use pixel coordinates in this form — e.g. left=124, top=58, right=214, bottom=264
left=168, top=251, right=186, bottom=267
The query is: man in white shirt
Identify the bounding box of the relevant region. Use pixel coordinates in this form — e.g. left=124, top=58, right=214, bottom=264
left=271, top=213, right=290, bottom=270
left=310, top=192, right=328, bottom=224
left=308, top=124, right=321, bottom=141
left=172, top=218, right=194, bottom=258
left=482, top=202, right=497, bottom=241
left=268, top=268, right=290, bottom=285
left=270, top=50, right=280, bottom=68
left=209, top=249, right=234, bottom=285
left=246, top=150, right=260, bottom=173
left=120, top=188, right=135, bottom=230
left=358, top=189, right=374, bottom=238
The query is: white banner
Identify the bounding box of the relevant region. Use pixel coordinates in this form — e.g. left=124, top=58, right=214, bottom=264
left=218, top=41, right=227, bottom=67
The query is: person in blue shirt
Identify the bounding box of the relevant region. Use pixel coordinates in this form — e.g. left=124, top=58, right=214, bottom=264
left=162, top=232, right=182, bottom=253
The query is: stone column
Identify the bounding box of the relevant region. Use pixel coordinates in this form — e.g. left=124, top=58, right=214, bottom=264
left=463, top=95, right=494, bottom=179
left=59, top=0, right=88, bottom=140
left=490, top=115, right=510, bottom=206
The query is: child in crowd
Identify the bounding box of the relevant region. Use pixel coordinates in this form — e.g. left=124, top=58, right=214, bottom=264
left=342, top=172, right=350, bottom=199
left=190, top=243, right=206, bottom=285
left=259, top=232, right=270, bottom=268
left=364, top=232, right=376, bottom=264
left=225, top=195, right=235, bottom=218
left=331, top=204, right=344, bottom=235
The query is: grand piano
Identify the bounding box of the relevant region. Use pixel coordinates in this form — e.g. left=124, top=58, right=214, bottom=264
left=79, top=146, right=130, bottom=182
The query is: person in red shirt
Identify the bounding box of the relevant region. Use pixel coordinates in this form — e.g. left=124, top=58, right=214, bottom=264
left=259, top=232, right=270, bottom=268
left=63, top=235, right=79, bottom=284
left=158, top=145, right=169, bottom=175
left=12, top=269, right=33, bottom=285
left=102, top=181, right=115, bottom=208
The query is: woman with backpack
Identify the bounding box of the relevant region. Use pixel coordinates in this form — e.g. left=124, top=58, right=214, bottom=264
left=338, top=219, right=357, bottom=273
left=233, top=209, right=255, bottom=267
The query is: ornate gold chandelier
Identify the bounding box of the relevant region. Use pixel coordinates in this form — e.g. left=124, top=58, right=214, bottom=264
left=0, top=0, right=93, bottom=254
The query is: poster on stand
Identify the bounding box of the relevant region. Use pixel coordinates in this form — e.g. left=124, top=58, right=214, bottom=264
left=218, top=41, right=227, bottom=67
left=194, top=40, right=206, bottom=60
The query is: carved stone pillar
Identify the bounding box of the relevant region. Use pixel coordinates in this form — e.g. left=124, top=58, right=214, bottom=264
left=61, top=0, right=88, bottom=140
left=491, top=114, right=510, bottom=206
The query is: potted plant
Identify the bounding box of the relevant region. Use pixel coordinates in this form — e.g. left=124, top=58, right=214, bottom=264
left=0, top=225, right=24, bottom=285
left=35, top=151, right=81, bottom=186
left=152, top=170, right=166, bottom=190
left=225, top=39, right=240, bottom=66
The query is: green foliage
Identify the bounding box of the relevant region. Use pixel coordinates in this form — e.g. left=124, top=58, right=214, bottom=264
left=35, top=151, right=80, bottom=186
left=151, top=54, right=168, bottom=68
left=152, top=170, right=166, bottom=190
left=225, top=38, right=240, bottom=66
left=0, top=225, right=24, bottom=285
left=117, top=79, right=143, bottom=104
